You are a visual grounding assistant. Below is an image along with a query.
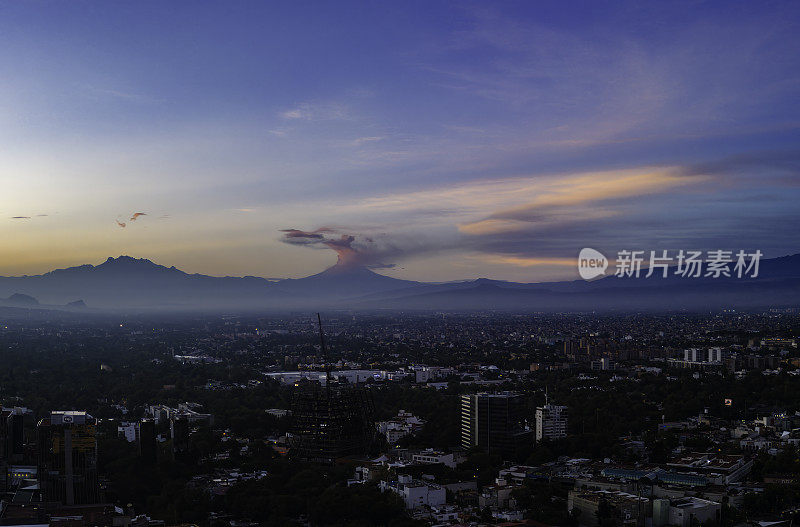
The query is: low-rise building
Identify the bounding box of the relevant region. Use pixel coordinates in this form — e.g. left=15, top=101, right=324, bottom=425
left=377, top=410, right=425, bottom=445
left=568, top=489, right=650, bottom=527
left=479, top=477, right=523, bottom=509
left=668, top=497, right=721, bottom=527
left=411, top=449, right=457, bottom=469
left=380, top=474, right=446, bottom=509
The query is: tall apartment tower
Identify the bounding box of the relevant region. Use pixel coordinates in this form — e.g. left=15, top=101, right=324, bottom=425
left=535, top=403, right=568, bottom=442
left=138, top=419, right=157, bottom=463
left=37, top=411, right=100, bottom=505
left=708, top=348, right=722, bottom=363
left=170, top=415, right=191, bottom=460
left=1, top=406, right=26, bottom=491
left=460, top=392, right=531, bottom=458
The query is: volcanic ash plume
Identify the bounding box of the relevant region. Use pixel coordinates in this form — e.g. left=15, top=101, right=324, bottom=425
left=279, top=228, right=395, bottom=269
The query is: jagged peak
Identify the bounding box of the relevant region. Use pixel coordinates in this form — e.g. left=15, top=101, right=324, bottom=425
left=100, top=255, right=157, bottom=266
left=94, top=256, right=184, bottom=274
left=5, top=293, right=39, bottom=305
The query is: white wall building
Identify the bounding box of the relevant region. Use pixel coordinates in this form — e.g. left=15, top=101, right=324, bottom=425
left=377, top=410, right=425, bottom=445
left=380, top=474, right=446, bottom=509
left=536, top=404, right=568, bottom=442
left=117, top=422, right=138, bottom=443
left=708, top=348, right=722, bottom=363
left=411, top=449, right=456, bottom=468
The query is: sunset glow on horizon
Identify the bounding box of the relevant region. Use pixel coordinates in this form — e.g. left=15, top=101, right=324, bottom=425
left=2, top=1, right=799, bottom=282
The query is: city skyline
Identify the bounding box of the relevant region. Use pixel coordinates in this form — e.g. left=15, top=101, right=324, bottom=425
left=2, top=1, right=800, bottom=282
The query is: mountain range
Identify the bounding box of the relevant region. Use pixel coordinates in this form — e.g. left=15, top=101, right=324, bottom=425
left=0, top=254, right=798, bottom=312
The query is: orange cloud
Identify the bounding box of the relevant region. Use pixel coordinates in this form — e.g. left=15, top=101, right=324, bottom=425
left=476, top=254, right=577, bottom=267
left=459, top=168, right=707, bottom=234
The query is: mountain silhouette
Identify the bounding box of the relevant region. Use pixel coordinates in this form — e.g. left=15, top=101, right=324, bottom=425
left=0, top=256, right=284, bottom=309
left=2, top=293, right=39, bottom=307
left=278, top=261, right=417, bottom=298
left=0, top=253, right=797, bottom=312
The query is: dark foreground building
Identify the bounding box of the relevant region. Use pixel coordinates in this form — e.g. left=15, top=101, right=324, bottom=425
left=288, top=380, right=375, bottom=464
left=37, top=411, right=100, bottom=506
left=461, top=392, right=532, bottom=458
left=138, top=418, right=157, bottom=463
left=1, top=406, right=26, bottom=492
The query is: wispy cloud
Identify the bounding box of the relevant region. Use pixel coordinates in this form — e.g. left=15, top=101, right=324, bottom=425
left=9, top=214, right=48, bottom=220
left=280, top=102, right=349, bottom=121
left=300, top=149, right=800, bottom=269
left=350, top=136, right=384, bottom=146
left=414, top=4, right=800, bottom=148
left=473, top=254, right=577, bottom=268
left=84, top=84, right=156, bottom=103
left=459, top=169, right=707, bottom=235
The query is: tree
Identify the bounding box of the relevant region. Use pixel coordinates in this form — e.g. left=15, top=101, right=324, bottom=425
left=596, top=496, right=618, bottom=527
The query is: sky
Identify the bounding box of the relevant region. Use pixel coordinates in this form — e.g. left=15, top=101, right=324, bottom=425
left=1, top=0, right=799, bottom=282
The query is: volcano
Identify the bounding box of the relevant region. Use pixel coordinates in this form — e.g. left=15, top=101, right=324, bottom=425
left=277, top=261, right=418, bottom=298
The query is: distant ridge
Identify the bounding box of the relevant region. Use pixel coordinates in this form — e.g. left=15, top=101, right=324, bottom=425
left=0, top=253, right=798, bottom=312
left=0, top=256, right=284, bottom=309
left=2, top=293, right=39, bottom=307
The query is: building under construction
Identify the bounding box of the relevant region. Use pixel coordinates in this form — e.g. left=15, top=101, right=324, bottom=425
left=37, top=410, right=100, bottom=505
left=288, top=315, right=375, bottom=464
left=289, top=380, right=375, bottom=464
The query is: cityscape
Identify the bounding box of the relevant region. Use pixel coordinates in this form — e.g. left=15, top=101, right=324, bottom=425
left=2, top=1, right=800, bottom=526
left=1, top=310, right=800, bottom=525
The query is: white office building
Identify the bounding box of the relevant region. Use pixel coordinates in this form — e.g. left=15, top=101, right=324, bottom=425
left=708, top=348, right=722, bottom=363
left=536, top=404, right=568, bottom=442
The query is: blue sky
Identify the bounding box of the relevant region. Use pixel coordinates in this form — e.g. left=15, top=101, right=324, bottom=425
left=1, top=0, right=799, bottom=281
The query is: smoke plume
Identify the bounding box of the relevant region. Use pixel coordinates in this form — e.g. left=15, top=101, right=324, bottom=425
left=279, top=228, right=396, bottom=269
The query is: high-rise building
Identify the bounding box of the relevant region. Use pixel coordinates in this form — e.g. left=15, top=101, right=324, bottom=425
left=535, top=403, right=568, bottom=442
left=0, top=407, right=25, bottom=491
left=288, top=380, right=375, bottom=464
left=170, top=415, right=190, bottom=460
left=288, top=314, right=376, bottom=465
left=1, top=406, right=27, bottom=491
left=37, top=411, right=100, bottom=505
left=1, top=407, right=25, bottom=463
left=460, top=392, right=531, bottom=458
left=138, top=419, right=157, bottom=463
left=708, top=348, right=722, bottom=363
